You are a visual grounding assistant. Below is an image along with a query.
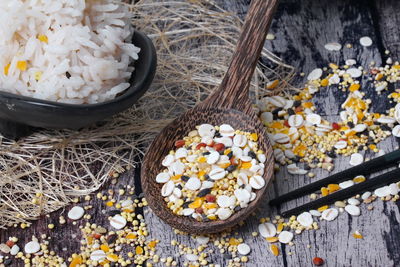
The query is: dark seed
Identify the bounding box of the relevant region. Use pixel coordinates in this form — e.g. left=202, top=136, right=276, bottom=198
left=138, top=193, right=145, bottom=198
left=66, top=71, right=71, bottom=79
left=288, top=109, right=295, bottom=115
left=107, top=234, right=118, bottom=244
left=177, top=184, right=183, bottom=190
left=234, top=206, right=241, bottom=212
left=205, top=174, right=212, bottom=181
left=182, top=201, right=192, bottom=209
left=202, top=214, right=209, bottom=222
left=292, top=156, right=300, bottom=163
left=303, top=164, right=311, bottom=170
left=358, top=145, right=364, bottom=151
left=227, top=151, right=233, bottom=159
left=214, top=131, right=222, bottom=138
left=327, top=150, right=336, bottom=158
left=381, top=124, right=391, bottom=131
left=293, top=100, right=301, bottom=107
left=4, top=259, right=12, bottom=266
left=226, top=165, right=237, bottom=173
left=347, top=121, right=355, bottom=128
left=181, top=175, right=190, bottom=182
left=219, top=150, right=225, bottom=155
left=223, top=254, right=232, bottom=259
left=272, top=107, right=282, bottom=114
left=248, top=151, right=257, bottom=159
left=202, top=152, right=210, bottom=156
left=240, top=184, right=246, bottom=189
left=107, top=210, right=121, bottom=216
left=197, top=188, right=211, bottom=197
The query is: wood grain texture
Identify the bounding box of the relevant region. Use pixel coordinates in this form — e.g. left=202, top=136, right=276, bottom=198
left=2, top=0, right=400, bottom=266
left=202, top=0, right=278, bottom=112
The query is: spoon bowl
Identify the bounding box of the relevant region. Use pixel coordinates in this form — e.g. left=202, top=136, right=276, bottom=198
left=142, top=107, right=274, bottom=234
left=141, top=0, right=279, bottom=234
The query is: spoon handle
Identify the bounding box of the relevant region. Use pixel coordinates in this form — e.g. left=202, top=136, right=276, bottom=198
left=202, top=0, right=278, bottom=113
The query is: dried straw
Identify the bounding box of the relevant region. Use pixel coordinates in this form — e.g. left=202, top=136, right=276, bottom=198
left=0, top=0, right=294, bottom=228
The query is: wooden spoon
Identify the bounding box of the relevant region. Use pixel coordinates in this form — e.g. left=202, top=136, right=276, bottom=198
left=142, top=0, right=278, bottom=234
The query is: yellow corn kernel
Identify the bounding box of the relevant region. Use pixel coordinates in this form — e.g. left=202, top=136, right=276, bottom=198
left=106, top=201, right=114, bottom=207
left=171, top=175, right=182, bottom=181
left=317, top=205, right=329, bottom=212
left=303, top=102, right=313, bottom=108
left=249, top=133, right=258, bottom=141
left=327, top=184, right=340, bottom=193
left=69, top=256, right=82, bottom=267
left=224, top=149, right=232, bottom=155
left=122, top=208, right=134, bottom=213
left=148, top=240, right=157, bottom=248
left=107, top=254, right=119, bottom=262
left=293, top=144, right=307, bottom=157
left=38, top=34, right=48, bottom=43
left=126, top=233, right=137, bottom=239
left=4, top=63, right=10, bottom=76
left=280, top=128, right=289, bottom=134
left=329, top=63, right=338, bottom=69
left=100, top=244, right=110, bottom=252
left=99, top=260, right=110, bottom=265
left=356, top=110, right=364, bottom=120
left=267, top=79, right=279, bottom=90
left=368, top=144, right=376, bottom=150
left=241, top=162, right=252, bottom=169
left=292, top=95, right=301, bottom=101
left=219, top=162, right=231, bottom=169
left=276, top=222, right=284, bottom=233
left=188, top=198, right=203, bottom=209
left=266, top=237, right=278, bottom=243
left=393, top=65, right=400, bottom=70
left=87, top=235, right=95, bottom=245
left=135, top=246, right=144, bottom=255
left=270, top=122, right=284, bottom=129
left=17, top=61, right=27, bottom=71
left=375, top=73, right=384, bottom=81
left=228, top=238, right=240, bottom=246
left=207, top=214, right=217, bottom=220
left=346, top=130, right=357, bottom=137
left=320, top=78, right=329, bottom=87
left=349, top=84, right=360, bottom=92
left=321, top=187, right=329, bottom=196
left=353, top=175, right=366, bottom=183
left=390, top=92, right=400, bottom=98
left=270, top=244, right=279, bottom=256
left=204, top=203, right=217, bottom=209
left=197, top=157, right=206, bottom=163
left=352, top=231, right=363, bottom=239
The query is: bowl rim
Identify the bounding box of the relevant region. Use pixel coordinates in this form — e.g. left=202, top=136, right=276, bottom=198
left=0, top=30, right=156, bottom=110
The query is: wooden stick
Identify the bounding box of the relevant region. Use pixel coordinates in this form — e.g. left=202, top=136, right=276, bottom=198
left=269, top=149, right=400, bottom=206
left=280, top=167, right=400, bottom=217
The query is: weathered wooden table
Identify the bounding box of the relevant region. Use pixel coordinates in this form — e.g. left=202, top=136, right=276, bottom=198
left=2, top=0, right=400, bottom=266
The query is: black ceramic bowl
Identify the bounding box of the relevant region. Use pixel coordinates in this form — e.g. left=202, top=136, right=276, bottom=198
left=0, top=30, right=157, bottom=139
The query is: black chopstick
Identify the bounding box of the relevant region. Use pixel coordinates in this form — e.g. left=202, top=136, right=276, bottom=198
left=279, top=167, right=400, bottom=217
left=269, top=149, right=400, bottom=206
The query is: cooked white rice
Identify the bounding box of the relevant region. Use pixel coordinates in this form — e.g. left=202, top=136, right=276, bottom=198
left=0, top=0, right=140, bottom=104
